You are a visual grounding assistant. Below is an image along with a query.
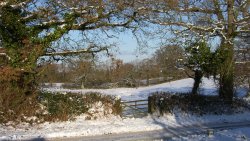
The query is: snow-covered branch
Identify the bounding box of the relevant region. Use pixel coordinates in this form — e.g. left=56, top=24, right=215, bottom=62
left=150, top=20, right=214, bottom=33
left=45, top=45, right=109, bottom=56
left=235, top=15, right=250, bottom=25
left=235, top=61, right=250, bottom=64
left=0, top=53, right=11, bottom=60
left=138, top=6, right=215, bottom=14
left=0, top=0, right=32, bottom=8
left=0, top=2, right=7, bottom=7
left=10, top=0, right=32, bottom=9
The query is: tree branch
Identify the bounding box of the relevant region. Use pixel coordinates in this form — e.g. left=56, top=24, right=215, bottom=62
left=138, top=6, right=215, bottom=14
left=184, top=70, right=194, bottom=79
left=0, top=53, right=11, bottom=60
left=149, top=20, right=214, bottom=33
left=45, top=45, right=109, bottom=56
left=0, top=0, right=32, bottom=8
left=212, top=0, right=225, bottom=22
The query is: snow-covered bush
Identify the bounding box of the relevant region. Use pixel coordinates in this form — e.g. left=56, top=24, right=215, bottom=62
left=36, top=92, right=122, bottom=122
left=148, top=92, right=250, bottom=116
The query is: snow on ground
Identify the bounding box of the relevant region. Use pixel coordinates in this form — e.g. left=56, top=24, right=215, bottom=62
left=1, top=78, right=249, bottom=140
left=172, top=127, right=250, bottom=141
left=44, top=78, right=220, bottom=101
left=1, top=111, right=250, bottom=140
left=44, top=78, right=248, bottom=101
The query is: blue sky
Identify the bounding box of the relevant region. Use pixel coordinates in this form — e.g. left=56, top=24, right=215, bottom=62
left=64, top=30, right=158, bottom=63
left=58, top=29, right=221, bottom=64
left=112, top=32, right=155, bottom=63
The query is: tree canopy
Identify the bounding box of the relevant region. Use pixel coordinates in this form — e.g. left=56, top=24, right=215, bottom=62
left=137, top=0, right=249, bottom=101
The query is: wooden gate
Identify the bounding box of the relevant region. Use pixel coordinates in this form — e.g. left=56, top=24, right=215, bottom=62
left=121, top=99, right=148, bottom=118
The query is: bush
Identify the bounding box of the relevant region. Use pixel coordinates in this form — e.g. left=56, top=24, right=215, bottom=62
left=0, top=89, right=39, bottom=124
left=148, top=92, right=250, bottom=116
left=83, top=92, right=122, bottom=117
left=0, top=67, right=39, bottom=124
left=0, top=91, right=122, bottom=124
left=38, top=92, right=88, bottom=121
left=38, top=92, right=122, bottom=122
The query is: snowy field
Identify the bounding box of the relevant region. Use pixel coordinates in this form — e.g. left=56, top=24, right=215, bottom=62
left=1, top=78, right=249, bottom=140
left=44, top=78, right=222, bottom=101
left=43, top=78, right=248, bottom=101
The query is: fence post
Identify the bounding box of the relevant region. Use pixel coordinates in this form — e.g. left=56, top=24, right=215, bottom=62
left=148, top=96, right=155, bottom=114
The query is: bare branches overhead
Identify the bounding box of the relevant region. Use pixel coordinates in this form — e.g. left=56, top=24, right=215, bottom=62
left=0, top=0, right=139, bottom=63
left=137, top=0, right=250, bottom=43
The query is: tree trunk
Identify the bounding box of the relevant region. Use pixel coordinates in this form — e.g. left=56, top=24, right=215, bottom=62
left=218, top=0, right=235, bottom=103
left=219, top=74, right=234, bottom=102
left=192, top=70, right=203, bottom=95
left=219, top=43, right=234, bottom=102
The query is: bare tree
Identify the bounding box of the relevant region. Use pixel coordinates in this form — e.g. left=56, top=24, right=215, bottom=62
left=154, top=45, right=185, bottom=79
left=137, top=0, right=250, bottom=101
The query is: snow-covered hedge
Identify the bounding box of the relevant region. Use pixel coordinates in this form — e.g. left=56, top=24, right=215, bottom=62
left=148, top=92, right=250, bottom=116
left=36, top=92, right=122, bottom=122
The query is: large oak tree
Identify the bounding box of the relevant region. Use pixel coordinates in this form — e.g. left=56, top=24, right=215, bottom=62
left=0, top=0, right=137, bottom=120
left=138, top=0, right=250, bottom=101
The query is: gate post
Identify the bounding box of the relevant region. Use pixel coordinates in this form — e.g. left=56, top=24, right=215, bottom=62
left=148, top=96, right=155, bottom=114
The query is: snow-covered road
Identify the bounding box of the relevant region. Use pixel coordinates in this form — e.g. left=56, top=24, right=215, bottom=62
left=1, top=110, right=250, bottom=140
left=51, top=121, right=250, bottom=141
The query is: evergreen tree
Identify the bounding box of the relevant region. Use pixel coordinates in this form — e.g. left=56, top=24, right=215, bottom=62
left=185, top=41, right=213, bottom=95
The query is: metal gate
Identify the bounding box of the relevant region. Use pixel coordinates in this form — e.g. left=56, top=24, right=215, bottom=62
left=121, top=99, right=148, bottom=118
